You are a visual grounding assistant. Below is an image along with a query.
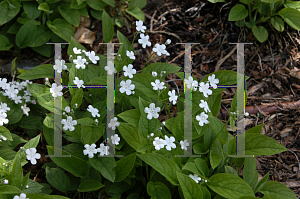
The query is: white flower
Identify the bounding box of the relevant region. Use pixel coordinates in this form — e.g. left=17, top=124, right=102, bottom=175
left=199, top=100, right=210, bottom=113
left=61, top=116, right=77, bottom=131
left=25, top=148, right=41, bottom=165
left=151, top=79, right=165, bottom=90
left=162, top=121, right=165, bottom=126
left=97, top=143, right=109, bottom=156
left=208, top=74, right=219, bottom=89
left=45, top=78, right=49, bottom=82
left=73, top=77, right=85, bottom=88
left=168, top=90, right=178, bottom=105
left=180, top=139, right=189, bottom=150
left=245, top=112, right=249, bottom=117
left=88, top=51, right=100, bottom=64
left=53, top=59, right=67, bottom=73
left=108, top=117, right=120, bottom=130
left=3, top=179, right=8, bottom=184
left=136, top=20, right=146, bottom=33
left=199, top=82, right=212, bottom=98
left=144, top=103, right=160, bottom=120
left=65, top=106, right=70, bottom=113
left=25, top=185, right=29, bottom=189
left=204, top=179, right=207, bottom=182
left=196, top=112, right=209, bottom=126
left=87, top=105, right=100, bottom=117
left=184, top=76, right=198, bottom=90
left=21, top=104, right=30, bottom=116
left=13, top=96, right=22, bottom=104
left=152, top=71, right=157, bottom=77
left=83, top=144, right=98, bottom=158
left=104, top=61, right=117, bottom=75
left=0, top=78, right=8, bottom=89
left=138, top=33, right=151, bottom=48
left=50, top=83, right=63, bottom=98
left=189, top=174, right=201, bottom=183
left=119, top=80, right=135, bottom=95
left=123, top=64, right=136, bottom=78
left=152, top=43, right=168, bottom=56
left=31, top=100, right=36, bottom=104
left=164, top=135, right=176, bottom=151
left=73, top=47, right=82, bottom=54
left=153, top=137, right=165, bottom=150
left=0, top=135, right=7, bottom=141
left=166, top=39, right=171, bottom=45
left=0, top=112, right=8, bottom=126
left=23, top=95, right=31, bottom=103
left=0, top=102, right=10, bottom=113
left=73, top=56, right=86, bottom=69
left=4, top=86, right=19, bottom=99
left=150, top=133, right=154, bottom=137
left=111, top=134, right=120, bottom=145
left=13, top=193, right=29, bottom=199
left=126, top=50, right=135, bottom=60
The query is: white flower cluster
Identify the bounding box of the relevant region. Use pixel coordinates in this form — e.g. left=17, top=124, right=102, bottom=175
left=13, top=193, right=29, bottom=199
left=152, top=135, right=190, bottom=151
left=0, top=102, right=10, bottom=126
left=189, top=174, right=208, bottom=183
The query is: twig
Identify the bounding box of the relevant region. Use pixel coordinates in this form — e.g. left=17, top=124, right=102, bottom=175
left=288, top=149, right=300, bottom=173
left=165, top=79, right=182, bottom=82
left=255, top=49, right=263, bottom=73
left=168, top=51, right=184, bottom=64
left=214, top=45, right=237, bottom=72
left=150, top=10, right=157, bottom=32
left=148, top=30, right=182, bottom=43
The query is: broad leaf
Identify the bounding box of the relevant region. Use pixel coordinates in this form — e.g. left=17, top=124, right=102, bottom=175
left=115, top=153, right=136, bottom=182
left=176, top=172, right=203, bottom=199
left=47, top=19, right=74, bottom=42
left=46, top=167, right=71, bottom=193
left=260, top=181, right=297, bottom=199
left=17, top=64, right=54, bottom=80
left=77, top=180, right=104, bottom=192
left=16, top=20, right=37, bottom=48
left=102, top=10, right=114, bottom=42
left=279, top=8, right=300, bottom=30
left=228, top=4, right=248, bottom=21
left=252, top=26, right=268, bottom=43
left=89, top=156, right=116, bottom=182
left=147, top=181, right=172, bottom=199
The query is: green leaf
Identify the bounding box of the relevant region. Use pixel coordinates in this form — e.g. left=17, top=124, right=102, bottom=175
left=126, top=7, right=145, bottom=21
left=195, top=158, right=210, bottom=177
left=239, top=197, right=260, bottom=199
left=71, top=88, right=83, bottom=109
left=128, top=0, right=147, bottom=9
left=0, top=126, right=13, bottom=141
left=102, top=10, right=114, bottom=42
left=81, top=124, right=104, bottom=144
left=182, top=162, right=203, bottom=177
left=102, top=0, right=115, bottom=7
left=262, top=192, right=282, bottom=199
left=71, top=0, right=87, bottom=9
left=279, top=8, right=300, bottom=30
left=225, top=166, right=238, bottom=176
left=31, top=44, right=53, bottom=58
left=44, top=196, right=70, bottom=199
left=176, top=172, right=203, bottom=199
left=208, top=116, right=228, bottom=145
left=115, top=153, right=136, bottom=182
left=0, top=1, right=20, bottom=25
left=200, top=70, right=250, bottom=85
left=260, top=181, right=297, bottom=199
left=115, top=31, right=134, bottom=72
left=131, top=74, right=157, bottom=99
left=46, top=167, right=71, bottom=193
left=90, top=9, right=103, bottom=20
left=87, top=0, right=107, bottom=10
left=47, top=146, right=89, bottom=177
left=253, top=171, right=269, bottom=193
left=27, top=25, right=52, bottom=47
left=228, top=4, right=248, bottom=21
left=27, top=83, right=48, bottom=98
left=117, top=109, right=140, bottom=128
left=141, top=63, right=181, bottom=80
left=210, top=151, right=222, bottom=169
left=207, top=173, right=255, bottom=199
left=0, top=185, right=22, bottom=194
left=270, top=16, right=284, bottom=32
left=17, top=64, right=54, bottom=80
left=118, top=123, right=140, bottom=150
left=58, top=4, right=80, bottom=27
left=22, top=134, right=40, bottom=150
left=78, top=180, right=104, bottom=192
left=284, top=1, right=300, bottom=9
left=137, top=153, right=181, bottom=185
left=38, top=3, right=52, bottom=13
left=147, top=181, right=172, bottom=199
left=243, top=157, right=258, bottom=188
left=240, top=0, right=253, bottom=4
left=0, top=34, right=13, bottom=50
left=16, top=20, right=37, bottom=48
left=261, top=0, right=279, bottom=3
left=8, top=155, right=23, bottom=188
left=47, top=19, right=74, bottom=42
left=23, top=1, right=41, bottom=20
left=252, top=26, right=268, bottom=43
left=67, top=36, right=87, bottom=58
left=89, top=157, right=116, bottom=182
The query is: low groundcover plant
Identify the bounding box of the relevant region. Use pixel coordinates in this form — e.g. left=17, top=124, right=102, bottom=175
left=0, top=20, right=297, bottom=199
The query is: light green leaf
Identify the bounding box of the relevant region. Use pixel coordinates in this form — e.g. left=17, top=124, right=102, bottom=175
left=195, top=158, right=210, bottom=177
left=243, top=157, right=258, bottom=188
left=115, top=153, right=136, bottom=182
left=0, top=185, right=22, bottom=194
left=253, top=171, right=269, bottom=193
left=0, top=34, right=13, bottom=50
left=16, top=20, right=37, bottom=48
left=89, top=157, right=116, bottom=182
left=207, top=173, right=255, bottom=199
left=147, top=181, right=172, bottom=199
left=8, top=155, right=23, bottom=188
left=228, top=4, right=248, bottom=21
left=210, top=151, right=221, bottom=169
left=47, top=146, right=89, bottom=177
left=115, top=31, right=134, bottom=72
left=208, top=116, right=228, bottom=145
left=102, top=10, right=114, bottom=42
left=117, top=109, right=140, bottom=128
left=78, top=180, right=104, bottom=192
left=279, top=8, right=300, bottom=30
left=22, top=134, right=40, bottom=150
left=182, top=162, right=204, bottom=177
left=71, top=88, right=83, bottom=109
left=252, top=26, right=268, bottom=43
left=0, top=126, right=13, bottom=141
left=58, top=4, right=80, bottom=27
left=17, top=64, right=54, bottom=80
left=46, top=167, right=71, bottom=193
left=118, top=123, right=140, bottom=150
left=284, top=1, right=300, bottom=9
left=270, top=16, right=284, bottom=32
left=67, top=37, right=87, bottom=59
left=0, top=1, right=20, bottom=25
left=260, top=181, right=297, bottom=199
left=225, top=166, right=238, bottom=176
left=128, top=0, right=147, bottom=9
left=126, top=7, right=145, bottom=21
left=27, top=83, right=48, bottom=98
left=38, top=3, right=51, bottom=13
left=261, top=0, right=279, bottom=3
left=137, top=153, right=181, bottom=185
left=47, top=19, right=74, bottom=42
left=176, top=172, right=203, bottom=199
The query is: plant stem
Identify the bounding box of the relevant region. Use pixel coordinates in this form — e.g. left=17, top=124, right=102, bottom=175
left=163, top=101, right=171, bottom=119
left=146, top=164, right=149, bottom=182
left=12, top=48, right=21, bottom=82
left=143, top=52, right=155, bottom=68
